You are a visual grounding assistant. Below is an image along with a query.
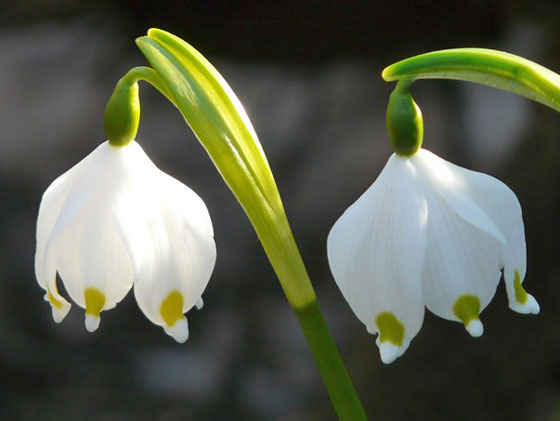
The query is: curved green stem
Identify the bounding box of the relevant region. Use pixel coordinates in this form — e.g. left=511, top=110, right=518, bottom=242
left=382, top=48, right=560, bottom=112
left=132, top=29, right=367, bottom=419
left=121, top=66, right=177, bottom=105
left=104, top=66, right=176, bottom=146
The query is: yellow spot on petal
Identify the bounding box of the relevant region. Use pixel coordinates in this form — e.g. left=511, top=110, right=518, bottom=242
left=453, top=295, right=481, bottom=326
left=376, top=312, right=404, bottom=346
left=513, top=271, right=528, bottom=305
left=46, top=282, right=63, bottom=310
left=160, top=290, right=184, bottom=327
left=84, top=287, right=106, bottom=317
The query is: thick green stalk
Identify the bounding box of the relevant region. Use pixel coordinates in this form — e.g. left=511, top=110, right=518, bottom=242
left=382, top=48, right=560, bottom=112
left=296, top=301, right=368, bottom=420
left=133, top=29, right=367, bottom=419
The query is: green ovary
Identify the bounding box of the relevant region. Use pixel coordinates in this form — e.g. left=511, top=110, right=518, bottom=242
left=376, top=312, right=405, bottom=346
left=513, top=271, right=528, bottom=304
left=453, top=295, right=480, bottom=325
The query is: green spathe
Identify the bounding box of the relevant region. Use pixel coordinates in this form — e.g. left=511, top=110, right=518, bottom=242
left=386, top=80, right=423, bottom=156
left=382, top=48, right=560, bottom=113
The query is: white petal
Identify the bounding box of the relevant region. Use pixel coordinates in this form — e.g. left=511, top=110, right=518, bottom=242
left=414, top=149, right=537, bottom=314
left=35, top=174, right=71, bottom=288
left=195, top=297, right=204, bottom=310
left=36, top=142, right=127, bottom=323
left=85, top=314, right=101, bottom=332
left=164, top=318, right=189, bottom=343
left=112, top=144, right=216, bottom=340
left=35, top=177, right=73, bottom=321
left=39, top=142, right=142, bottom=329
left=35, top=150, right=98, bottom=318
left=42, top=248, right=71, bottom=323
left=34, top=144, right=108, bottom=319
left=413, top=150, right=506, bottom=244
left=419, top=186, right=502, bottom=335
left=465, top=319, right=484, bottom=337
left=443, top=164, right=535, bottom=313
left=53, top=200, right=134, bottom=330
left=46, top=142, right=115, bottom=242
left=328, top=154, right=427, bottom=363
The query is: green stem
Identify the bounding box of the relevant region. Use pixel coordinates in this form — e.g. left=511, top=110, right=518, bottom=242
left=382, top=48, right=560, bottom=112
left=104, top=66, right=175, bottom=146
left=297, top=301, right=368, bottom=420
left=262, top=215, right=367, bottom=419
left=121, top=66, right=176, bottom=105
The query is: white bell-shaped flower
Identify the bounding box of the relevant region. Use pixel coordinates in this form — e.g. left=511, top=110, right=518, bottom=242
left=35, top=140, right=216, bottom=342
left=327, top=148, right=539, bottom=364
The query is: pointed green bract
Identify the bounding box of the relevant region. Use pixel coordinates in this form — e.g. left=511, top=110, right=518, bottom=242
left=136, top=30, right=280, bottom=215
left=383, top=48, right=560, bottom=113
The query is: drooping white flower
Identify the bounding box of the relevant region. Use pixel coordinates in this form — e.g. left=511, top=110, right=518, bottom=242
left=35, top=140, right=216, bottom=342
left=327, top=148, right=539, bottom=364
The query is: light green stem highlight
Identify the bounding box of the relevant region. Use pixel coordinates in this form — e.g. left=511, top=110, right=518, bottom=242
left=132, top=29, right=367, bottom=419
left=382, top=48, right=560, bottom=113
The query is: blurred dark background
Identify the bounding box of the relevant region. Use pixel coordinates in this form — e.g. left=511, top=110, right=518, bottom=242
left=1, top=1, right=560, bottom=420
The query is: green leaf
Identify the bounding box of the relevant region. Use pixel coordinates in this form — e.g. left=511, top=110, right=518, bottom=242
left=136, top=30, right=282, bottom=221
left=382, top=48, right=560, bottom=112
left=136, top=29, right=320, bottom=307
left=135, top=30, right=368, bottom=419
